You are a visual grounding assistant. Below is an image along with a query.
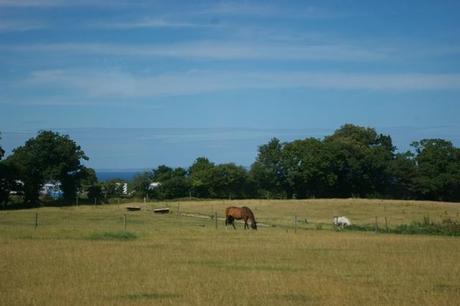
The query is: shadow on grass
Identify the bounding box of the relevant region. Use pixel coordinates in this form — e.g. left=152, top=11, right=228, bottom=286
left=121, top=292, right=181, bottom=300
left=87, top=231, right=138, bottom=240
left=187, top=260, right=305, bottom=272
left=343, top=218, right=460, bottom=236
left=273, top=294, right=313, bottom=303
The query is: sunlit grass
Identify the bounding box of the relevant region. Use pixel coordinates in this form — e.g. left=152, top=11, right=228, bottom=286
left=0, top=199, right=459, bottom=305
left=88, top=231, right=139, bottom=240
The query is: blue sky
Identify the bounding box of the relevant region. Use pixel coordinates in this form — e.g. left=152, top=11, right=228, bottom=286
left=1, top=0, right=460, bottom=169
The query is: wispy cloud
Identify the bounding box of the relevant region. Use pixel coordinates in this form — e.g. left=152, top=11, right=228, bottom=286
left=0, top=0, right=59, bottom=6
left=11, top=69, right=460, bottom=102
left=201, top=2, right=279, bottom=16
left=0, top=0, right=136, bottom=7
left=91, top=17, right=217, bottom=30
left=197, top=2, right=340, bottom=19
left=0, top=19, right=46, bottom=32
left=1, top=41, right=388, bottom=61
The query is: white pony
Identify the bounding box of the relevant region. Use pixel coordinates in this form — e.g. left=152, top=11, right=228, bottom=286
left=332, top=216, right=351, bottom=229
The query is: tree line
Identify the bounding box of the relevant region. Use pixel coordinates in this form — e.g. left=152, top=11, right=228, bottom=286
left=1, top=124, right=460, bottom=208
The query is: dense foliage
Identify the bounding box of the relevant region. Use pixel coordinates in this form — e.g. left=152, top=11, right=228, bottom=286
left=131, top=124, right=460, bottom=202
left=2, top=131, right=96, bottom=207
left=1, top=124, right=460, bottom=207
left=250, top=125, right=460, bottom=201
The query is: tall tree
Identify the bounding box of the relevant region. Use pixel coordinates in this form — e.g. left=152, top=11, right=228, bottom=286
left=324, top=124, right=395, bottom=197
left=412, top=139, right=460, bottom=201
left=0, top=133, right=4, bottom=159
left=0, top=133, right=17, bottom=207
left=7, top=131, right=90, bottom=205
left=387, top=151, right=417, bottom=199
left=188, top=157, right=215, bottom=198
left=151, top=165, right=190, bottom=199
left=250, top=138, right=288, bottom=198
left=130, top=171, right=152, bottom=198
left=210, top=163, right=249, bottom=199
left=281, top=138, right=340, bottom=198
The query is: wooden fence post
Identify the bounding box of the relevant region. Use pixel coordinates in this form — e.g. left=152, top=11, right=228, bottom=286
left=215, top=212, right=218, bottom=229
left=123, top=214, right=127, bottom=231
left=35, top=212, right=38, bottom=229
left=294, top=215, right=297, bottom=233
left=375, top=216, right=379, bottom=232
left=177, top=203, right=180, bottom=217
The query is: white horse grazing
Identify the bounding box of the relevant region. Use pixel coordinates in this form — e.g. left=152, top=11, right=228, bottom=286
left=332, top=216, right=351, bottom=229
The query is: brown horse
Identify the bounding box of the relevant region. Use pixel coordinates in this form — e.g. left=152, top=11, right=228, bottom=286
left=225, top=206, right=257, bottom=230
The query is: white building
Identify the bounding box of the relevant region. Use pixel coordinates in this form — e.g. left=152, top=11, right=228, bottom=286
left=148, top=182, right=161, bottom=190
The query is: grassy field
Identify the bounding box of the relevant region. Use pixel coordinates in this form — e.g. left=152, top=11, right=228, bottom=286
left=1, top=199, right=460, bottom=305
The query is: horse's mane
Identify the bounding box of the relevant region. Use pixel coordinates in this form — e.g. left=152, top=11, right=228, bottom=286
left=241, top=206, right=256, bottom=221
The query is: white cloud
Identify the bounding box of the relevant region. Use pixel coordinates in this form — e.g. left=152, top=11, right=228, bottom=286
left=196, top=2, right=339, bottom=19
left=0, top=19, right=46, bottom=32
left=91, top=17, right=217, bottom=29
left=0, top=0, right=131, bottom=7
left=1, top=41, right=387, bottom=61
left=16, top=69, right=460, bottom=100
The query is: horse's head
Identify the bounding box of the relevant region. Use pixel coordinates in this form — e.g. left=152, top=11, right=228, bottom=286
left=251, top=221, right=257, bottom=230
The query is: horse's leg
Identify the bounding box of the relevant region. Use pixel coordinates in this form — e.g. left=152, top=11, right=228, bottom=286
left=232, top=219, right=236, bottom=230
left=244, top=217, right=248, bottom=230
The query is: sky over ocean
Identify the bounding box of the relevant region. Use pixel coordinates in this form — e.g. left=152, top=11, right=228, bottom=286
left=1, top=1, right=460, bottom=169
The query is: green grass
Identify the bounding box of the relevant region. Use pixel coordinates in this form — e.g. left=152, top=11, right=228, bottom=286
left=88, top=231, right=139, bottom=240
left=0, top=199, right=459, bottom=305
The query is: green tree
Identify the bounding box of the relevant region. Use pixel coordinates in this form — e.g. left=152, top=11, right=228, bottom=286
left=210, top=163, right=249, bottom=199
left=0, top=134, right=18, bottom=207
left=387, top=151, right=417, bottom=199
left=7, top=131, right=90, bottom=205
left=154, top=176, right=190, bottom=200
left=189, top=157, right=215, bottom=198
left=86, top=183, right=104, bottom=204
left=324, top=124, right=395, bottom=197
left=250, top=138, right=287, bottom=198
left=0, top=134, right=4, bottom=159
left=150, top=165, right=190, bottom=199
left=280, top=138, right=340, bottom=198
left=130, top=171, right=152, bottom=198
left=103, top=179, right=127, bottom=198
left=80, top=167, right=98, bottom=189
left=411, top=139, right=460, bottom=201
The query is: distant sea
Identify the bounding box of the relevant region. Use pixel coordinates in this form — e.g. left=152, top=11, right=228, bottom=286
left=96, top=170, right=142, bottom=182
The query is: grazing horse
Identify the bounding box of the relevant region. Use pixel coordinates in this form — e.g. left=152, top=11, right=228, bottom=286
left=332, top=216, right=351, bottom=229
left=225, top=206, right=257, bottom=230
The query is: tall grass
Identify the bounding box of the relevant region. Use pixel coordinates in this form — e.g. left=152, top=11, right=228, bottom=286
left=0, top=199, right=459, bottom=305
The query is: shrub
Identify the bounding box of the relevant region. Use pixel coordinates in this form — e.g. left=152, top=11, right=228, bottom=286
left=343, top=218, right=460, bottom=236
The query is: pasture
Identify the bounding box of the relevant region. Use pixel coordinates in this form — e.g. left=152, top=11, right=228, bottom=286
left=1, top=199, right=460, bottom=305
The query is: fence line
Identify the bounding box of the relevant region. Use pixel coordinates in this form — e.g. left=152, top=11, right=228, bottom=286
left=2, top=208, right=436, bottom=235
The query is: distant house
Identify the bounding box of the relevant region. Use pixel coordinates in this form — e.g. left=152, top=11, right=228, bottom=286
left=40, top=181, right=63, bottom=199
left=9, top=180, right=24, bottom=195
left=114, top=182, right=128, bottom=195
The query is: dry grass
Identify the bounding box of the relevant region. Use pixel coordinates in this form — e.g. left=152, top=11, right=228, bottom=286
left=1, top=199, right=460, bottom=305
left=176, top=198, right=460, bottom=229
